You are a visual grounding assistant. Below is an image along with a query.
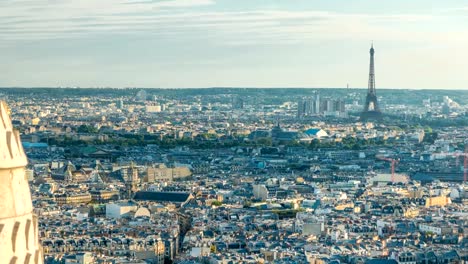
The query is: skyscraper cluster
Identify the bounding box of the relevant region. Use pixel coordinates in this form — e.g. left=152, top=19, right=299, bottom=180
left=297, top=94, right=346, bottom=118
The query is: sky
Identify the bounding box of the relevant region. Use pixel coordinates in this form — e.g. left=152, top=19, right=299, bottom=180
left=1, top=0, right=468, bottom=89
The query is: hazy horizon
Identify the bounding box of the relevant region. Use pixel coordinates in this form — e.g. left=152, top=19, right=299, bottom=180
left=2, top=86, right=468, bottom=91
left=1, top=0, right=468, bottom=89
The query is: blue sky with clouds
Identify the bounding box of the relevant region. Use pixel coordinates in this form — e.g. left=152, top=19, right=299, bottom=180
left=1, top=0, right=468, bottom=89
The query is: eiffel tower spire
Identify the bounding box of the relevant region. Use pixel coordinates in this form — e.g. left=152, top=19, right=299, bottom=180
left=361, top=44, right=382, bottom=121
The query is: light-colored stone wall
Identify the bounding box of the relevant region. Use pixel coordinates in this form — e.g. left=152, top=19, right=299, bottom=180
left=0, top=101, right=43, bottom=264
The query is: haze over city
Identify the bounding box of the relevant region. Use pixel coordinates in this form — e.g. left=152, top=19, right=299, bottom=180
left=1, top=0, right=468, bottom=89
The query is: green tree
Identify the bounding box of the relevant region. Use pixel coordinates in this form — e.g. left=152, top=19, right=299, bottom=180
left=309, top=139, right=320, bottom=150
left=256, top=137, right=272, bottom=146
left=77, top=125, right=98, bottom=133
left=211, top=201, right=222, bottom=206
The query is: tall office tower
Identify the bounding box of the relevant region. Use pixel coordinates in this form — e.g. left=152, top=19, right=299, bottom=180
left=326, top=99, right=335, bottom=112
left=313, top=94, right=320, bottom=115
left=0, top=101, right=43, bottom=263
left=297, top=99, right=306, bottom=118
left=361, top=44, right=382, bottom=121
left=337, top=99, right=346, bottom=112
left=118, top=99, right=124, bottom=109
left=306, top=98, right=314, bottom=115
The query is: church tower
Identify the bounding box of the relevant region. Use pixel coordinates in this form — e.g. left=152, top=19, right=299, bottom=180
left=126, top=162, right=139, bottom=199
left=0, top=101, right=43, bottom=263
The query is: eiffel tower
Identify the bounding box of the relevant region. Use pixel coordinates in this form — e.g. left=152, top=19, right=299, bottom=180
left=360, top=44, right=382, bottom=121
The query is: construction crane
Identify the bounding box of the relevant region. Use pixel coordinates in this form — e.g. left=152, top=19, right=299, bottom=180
left=376, top=156, right=399, bottom=183
left=438, top=145, right=468, bottom=184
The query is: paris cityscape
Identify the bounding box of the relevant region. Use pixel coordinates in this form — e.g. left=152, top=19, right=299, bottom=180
left=1, top=1, right=468, bottom=264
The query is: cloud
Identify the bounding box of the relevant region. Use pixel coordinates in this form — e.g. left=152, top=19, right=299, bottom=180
left=126, top=0, right=215, bottom=7
left=0, top=0, right=467, bottom=48
left=440, top=6, right=468, bottom=13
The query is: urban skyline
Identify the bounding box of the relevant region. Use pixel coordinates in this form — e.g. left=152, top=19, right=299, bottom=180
left=1, top=85, right=466, bottom=263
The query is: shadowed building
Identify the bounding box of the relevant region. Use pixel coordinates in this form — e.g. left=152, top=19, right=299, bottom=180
left=134, top=191, right=193, bottom=207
